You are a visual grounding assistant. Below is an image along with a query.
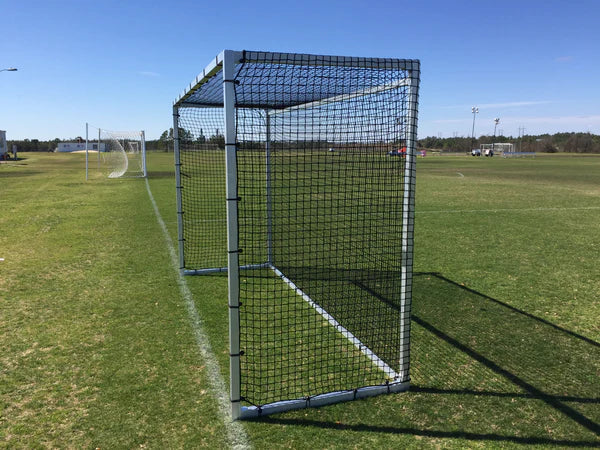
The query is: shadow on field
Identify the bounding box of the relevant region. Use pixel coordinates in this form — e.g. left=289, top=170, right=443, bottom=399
left=0, top=170, right=39, bottom=178
left=146, top=170, right=175, bottom=179
left=254, top=272, right=600, bottom=446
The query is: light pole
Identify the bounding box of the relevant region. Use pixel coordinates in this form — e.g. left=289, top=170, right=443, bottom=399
left=471, top=106, right=479, bottom=152
left=1, top=67, right=17, bottom=161
left=519, top=126, right=525, bottom=152
left=492, top=118, right=500, bottom=155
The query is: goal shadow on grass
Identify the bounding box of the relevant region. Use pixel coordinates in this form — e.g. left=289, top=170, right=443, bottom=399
left=146, top=170, right=175, bottom=179
left=252, top=271, right=600, bottom=446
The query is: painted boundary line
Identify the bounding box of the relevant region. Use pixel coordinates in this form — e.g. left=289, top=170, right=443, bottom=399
left=145, top=179, right=250, bottom=450
left=270, top=265, right=399, bottom=380
left=415, top=206, right=600, bottom=215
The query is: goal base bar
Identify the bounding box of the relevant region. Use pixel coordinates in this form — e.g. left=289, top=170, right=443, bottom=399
left=183, top=262, right=270, bottom=276
left=239, top=381, right=410, bottom=419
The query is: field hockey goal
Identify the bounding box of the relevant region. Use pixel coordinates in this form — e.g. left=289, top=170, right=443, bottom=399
left=173, top=50, right=420, bottom=419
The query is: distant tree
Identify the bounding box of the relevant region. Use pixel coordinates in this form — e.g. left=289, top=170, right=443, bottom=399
left=540, top=140, right=558, bottom=153
left=159, top=127, right=194, bottom=141
left=207, top=129, right=225, bottom=148
left=564, top=133, right=597, bottom=153
left=159, top=127, right=195, bottom=151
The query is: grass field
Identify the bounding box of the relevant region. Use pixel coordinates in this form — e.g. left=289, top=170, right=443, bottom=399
left=1, top=152, right=599, bottom=448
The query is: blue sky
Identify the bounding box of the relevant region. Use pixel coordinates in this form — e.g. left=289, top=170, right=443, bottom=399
left=1, top=0, right=599, bottom=140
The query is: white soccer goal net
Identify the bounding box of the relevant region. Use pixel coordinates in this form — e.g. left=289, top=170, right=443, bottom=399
left=481, top=143, right=514, bottom=156
left=97, top=129, right=147, bottom=178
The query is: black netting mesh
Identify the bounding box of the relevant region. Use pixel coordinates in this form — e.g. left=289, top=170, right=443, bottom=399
left=177, top=108, right=226, bottom=270
left=175, top=51, right=419, bottom=411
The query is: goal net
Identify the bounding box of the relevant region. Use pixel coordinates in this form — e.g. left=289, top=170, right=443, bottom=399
left=481, top=143, right=514, bottom=155
left=174, top=50, right=420, bottom=419
left=99, top=129, right=147, bottom=178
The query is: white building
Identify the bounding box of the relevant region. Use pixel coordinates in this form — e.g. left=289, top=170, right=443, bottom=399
left=56, top=142, right=106, bottom=152
left=0, top=130, right=7, bottom=158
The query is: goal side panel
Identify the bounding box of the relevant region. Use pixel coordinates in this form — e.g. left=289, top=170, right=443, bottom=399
left=176, top=107, right=227, bottom=271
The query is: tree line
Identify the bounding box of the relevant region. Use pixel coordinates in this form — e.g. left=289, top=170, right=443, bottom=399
left=418, top=132, right=600, bottom=153
left=4, top=128, right=222, bottom=153
left=7, top=131, right=600, bottom=154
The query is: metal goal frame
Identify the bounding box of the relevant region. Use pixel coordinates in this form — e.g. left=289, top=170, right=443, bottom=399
left=173, top=50, right=420, bottom=419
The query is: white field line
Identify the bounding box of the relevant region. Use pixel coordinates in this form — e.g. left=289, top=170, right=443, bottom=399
left=270, top=265, right=399, bottom=380
left=415, top=206, right=600, bottom=215
left=145, top=179, right=250, bottom=450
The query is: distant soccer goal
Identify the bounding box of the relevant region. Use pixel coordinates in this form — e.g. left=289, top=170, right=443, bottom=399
left=502, top=148, right=536, bottom=158
left=481, top=143, right=513, bottom=156
left=86, top=125, right=147, bottom=179
left=174, top=50, right=420, bottom=419
left=100, top=129, right=147, bottom=178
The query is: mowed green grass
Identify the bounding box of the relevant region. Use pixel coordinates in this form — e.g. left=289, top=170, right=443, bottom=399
left=0, top=153, right=229, bottom=447
left=1, top=152, right=599, bottom=448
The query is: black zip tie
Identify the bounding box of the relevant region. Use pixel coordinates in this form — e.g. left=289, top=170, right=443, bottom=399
left=226, top=196, right=241, bottom=201
left=228, top=249, right=242, bottom=254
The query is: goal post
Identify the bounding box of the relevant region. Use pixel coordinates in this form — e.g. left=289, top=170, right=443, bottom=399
left=174, top=50, right=420, bottom=419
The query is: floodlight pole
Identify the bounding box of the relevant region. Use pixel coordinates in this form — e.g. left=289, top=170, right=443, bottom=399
left=492, top=118, right=500, bottom=154
left=471, top=106, right=479, bottom=151
left=85, top=123, right=89, bottom=180
left=519, top=126, right=525, bottom=152
left=98, top=128, right=101, bottom=169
